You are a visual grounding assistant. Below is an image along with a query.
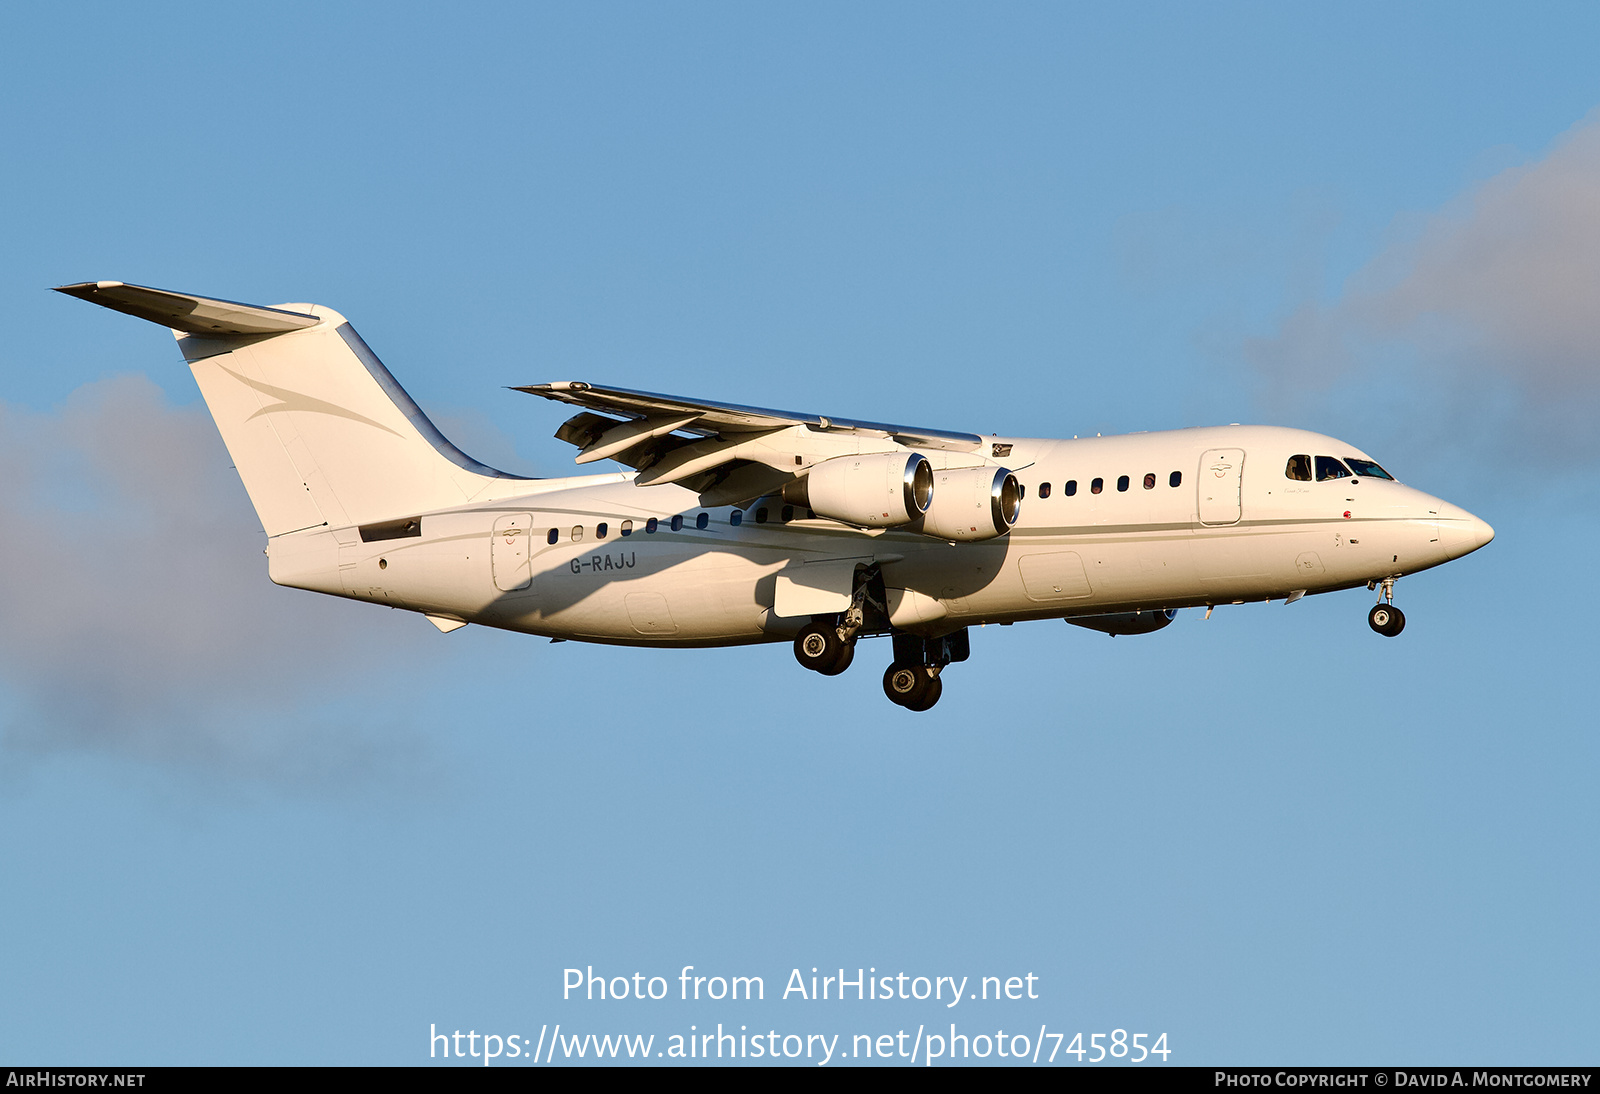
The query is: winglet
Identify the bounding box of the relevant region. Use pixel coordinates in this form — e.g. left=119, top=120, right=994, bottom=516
left=53, top=281, right=320, bottom=336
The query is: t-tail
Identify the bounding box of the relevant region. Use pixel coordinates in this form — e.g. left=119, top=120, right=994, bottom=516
left=54, top=281, right=534, bottom=537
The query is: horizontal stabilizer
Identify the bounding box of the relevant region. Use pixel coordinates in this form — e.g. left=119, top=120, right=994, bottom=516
left=52, top=281, right=320, bottom=336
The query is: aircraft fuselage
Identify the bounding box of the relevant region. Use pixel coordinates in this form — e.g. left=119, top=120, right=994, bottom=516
left=267, top=424, right=1491, bottom=647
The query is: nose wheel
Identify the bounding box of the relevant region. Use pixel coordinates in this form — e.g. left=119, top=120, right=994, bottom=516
left=1367, top=577, right=1405, bottom=636
left=1368, top=603, right=1405, bottom=636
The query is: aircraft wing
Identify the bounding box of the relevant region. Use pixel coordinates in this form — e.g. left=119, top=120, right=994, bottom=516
left=518, top=381, right=985, bottom=502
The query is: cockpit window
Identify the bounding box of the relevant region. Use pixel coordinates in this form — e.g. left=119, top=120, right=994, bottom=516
left=1285, top=454, right=1312, bottom=481
left=1315, top=455, right=1352, bottom=481
left=1345, top=457, right=1395, bottom=481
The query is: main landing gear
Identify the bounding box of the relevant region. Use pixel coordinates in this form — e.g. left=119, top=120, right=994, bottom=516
left=794, top=625, right=969, bottom=712
left=883, top=663, right=942, bottom=712
left=1367, top=577, right=1405, bottom=637
left=880, top=631, right=969, bottom=712
left=789, top=568, right=970, bottom=711
left=793, top=621, right=855, bottom=675
left=792, top=573, right=875, bottom=676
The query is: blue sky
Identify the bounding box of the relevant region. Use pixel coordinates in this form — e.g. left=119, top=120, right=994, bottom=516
left=2, top=2, right=1596, bottom=1065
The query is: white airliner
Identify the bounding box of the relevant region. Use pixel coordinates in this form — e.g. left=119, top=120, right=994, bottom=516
left=57, top=281, right=1494, bottom=711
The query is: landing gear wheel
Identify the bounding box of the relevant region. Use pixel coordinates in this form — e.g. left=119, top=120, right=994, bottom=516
left=1368, top=603, right=1406, bottom=637
left=907, top=675, right=942, bottom=712
left=883, top=664, right=942, bottom=710
left=795, top=622, right=853, bottom=674
left=820, top=638, right=854, bottom=676
left=883, top=664, right=921, bottom=705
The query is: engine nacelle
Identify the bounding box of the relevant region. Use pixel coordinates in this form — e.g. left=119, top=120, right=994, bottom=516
left=918, top=466, right=1021, bottom=541
left=1066, top=609, right=1177, bottom=636
left=783, top=452, right=933, bottom=528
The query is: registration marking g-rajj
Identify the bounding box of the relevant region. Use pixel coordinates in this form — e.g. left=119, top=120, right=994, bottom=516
left=56, top=281, right=1494, bottom=711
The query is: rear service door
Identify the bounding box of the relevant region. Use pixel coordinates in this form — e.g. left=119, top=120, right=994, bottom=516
left=1198, top=449, right=1244, bottom=526
left=492, top=514, right=532, bottom=591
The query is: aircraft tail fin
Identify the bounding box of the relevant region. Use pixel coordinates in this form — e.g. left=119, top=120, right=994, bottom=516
left=56, top=281, right=533, bottom=537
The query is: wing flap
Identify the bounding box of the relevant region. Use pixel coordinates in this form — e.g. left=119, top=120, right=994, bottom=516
left=633, top=430, right=787, bottom=487
left=576, top=414, right=703, bottom=465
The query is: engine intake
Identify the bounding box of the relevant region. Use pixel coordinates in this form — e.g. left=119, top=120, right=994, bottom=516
left=783, top=453, right=933, bottom=528
left=918, top=466, right=1021, bottom=541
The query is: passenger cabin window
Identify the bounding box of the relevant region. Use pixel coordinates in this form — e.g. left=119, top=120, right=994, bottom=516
left=730, top=511, right=742, bottom=527
left=1091, top=478, right=1104, bottom=494
left=781, top=505, right=795, bottom=522
left=1286, top=454, right=1313, bottom=481
left=1116, top=475, right=1130, bottom=492
left=571, top=526, right=584, bottom=542
left=1345, top=457, right=1395, bottom=481
left=1038, top=482, right=1052, bottom=499
left=596, top=522, right=608, bottom=539
left=621, top=519, right=634, bottom=536
left=645, top=517, right=658, bottom=533
left=1065, top=480, right=1078, bottom=496
left=547, top=528, right=559, bottom=545
left=696, top=512, right=709, bottom=530
left=755, top=508, right=769, bottom=524
left=1169, top=471, right=1182, bottom=487
left=1143, top=473, right=1155, bottom=490
left=1315, top=455, right=1352, bottom=482
left=670, top=515, right=684, bottom=532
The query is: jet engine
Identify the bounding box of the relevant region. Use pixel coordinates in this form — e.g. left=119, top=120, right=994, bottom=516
left=917, top=466, right=1021, bottom=541
left=782, top=452, right=933, bottom=528
left=1066, top=609, right=1177, bottom=636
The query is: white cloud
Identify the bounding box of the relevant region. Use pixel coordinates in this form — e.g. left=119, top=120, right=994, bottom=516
left=1245, top=110, right=1600, bottom=466
left=0, top=375, right=439, bottom=790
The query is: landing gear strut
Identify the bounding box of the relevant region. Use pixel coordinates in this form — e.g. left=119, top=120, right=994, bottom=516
left=792, top=569, right=881, bottom=676
left=789, top=568, right=973, bottom=712
left=1367, top=577, right=1405, bottom=637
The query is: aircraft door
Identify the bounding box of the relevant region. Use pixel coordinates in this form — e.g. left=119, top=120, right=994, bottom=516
left=1198, top=448, right=1244, bottom=526
left=491, top=514, right=533, bottom=591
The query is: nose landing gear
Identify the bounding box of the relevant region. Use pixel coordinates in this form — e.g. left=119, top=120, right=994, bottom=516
left=1367, top=577, right=1405, bottom=636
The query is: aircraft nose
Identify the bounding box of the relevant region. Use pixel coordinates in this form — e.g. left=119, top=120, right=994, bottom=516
left=1470, top=514, right=1495, bottom=549
left=1437, top=505, right=1494, bottom=558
